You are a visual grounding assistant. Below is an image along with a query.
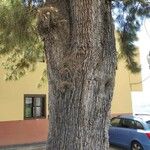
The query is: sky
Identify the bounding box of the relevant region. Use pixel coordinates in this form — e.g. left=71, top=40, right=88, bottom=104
left=132, top=19, right=150, bottom=114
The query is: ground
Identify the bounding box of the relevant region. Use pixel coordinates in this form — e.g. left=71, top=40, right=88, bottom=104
left=0, top=143, right=123, bottom=150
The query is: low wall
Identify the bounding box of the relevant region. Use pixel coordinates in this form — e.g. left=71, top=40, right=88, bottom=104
left=0, top=119, right=48, bottom=146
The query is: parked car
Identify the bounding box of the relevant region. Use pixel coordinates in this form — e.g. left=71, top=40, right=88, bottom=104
left=109, top=114, right=150, bottom=150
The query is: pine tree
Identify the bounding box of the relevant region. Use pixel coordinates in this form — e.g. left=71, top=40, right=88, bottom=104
left=0, top=0, right=44, bottom=80
left=0, top=0, right=149, bottom=149
left=112, top=0, right=150, bottom=73
left=1, top=0, right=149, bottom=79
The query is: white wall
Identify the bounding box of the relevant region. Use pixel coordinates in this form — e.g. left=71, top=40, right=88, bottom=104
left=132, top=19, right=150, bottom=114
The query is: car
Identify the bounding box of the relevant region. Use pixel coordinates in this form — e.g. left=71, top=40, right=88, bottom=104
left=109, top=114, right=150, bottom=150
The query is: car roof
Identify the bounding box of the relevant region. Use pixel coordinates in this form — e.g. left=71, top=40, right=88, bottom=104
left=116, top=114, right=150, bottom=122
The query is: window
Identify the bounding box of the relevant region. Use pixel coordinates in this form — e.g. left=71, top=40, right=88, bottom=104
left=135, top=121, right=144, bottom=130
left=146, top=121, right=150, bottom=129
left=111, top=118, right=121, bottom=127
left=24, top=95, right=46, bottom=119
left=120, top=119, right=135, bottom=129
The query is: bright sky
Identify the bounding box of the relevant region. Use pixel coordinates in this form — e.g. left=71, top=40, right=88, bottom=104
left=132, top=19, right=150, bottom=114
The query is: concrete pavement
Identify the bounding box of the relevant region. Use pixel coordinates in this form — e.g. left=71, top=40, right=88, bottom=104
left=0, top=143, right=123, bottom=150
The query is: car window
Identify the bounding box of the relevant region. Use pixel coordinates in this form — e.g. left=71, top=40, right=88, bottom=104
left=111, top=118, right=121, bottom=127
left=135, top=121, right=144, bottom=130
left=120, top=119, right=135, bottom=129
left=146, top=121, right=150, bottom=129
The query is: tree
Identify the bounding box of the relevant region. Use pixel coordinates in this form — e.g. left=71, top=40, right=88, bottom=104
left=38, top=1, right=116, bottom=149
left=112, top=0, right=150, bottom=73
left=0, top=0, right=150, bottom=149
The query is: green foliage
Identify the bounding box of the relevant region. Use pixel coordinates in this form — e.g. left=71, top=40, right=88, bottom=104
left=112, top=0, right=150, bottom=73
left=0, top=0, right=150, bottom=82
left=0, top=0, right=45, bottom=80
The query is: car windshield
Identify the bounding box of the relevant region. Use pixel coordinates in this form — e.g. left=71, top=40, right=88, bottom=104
left=146, top=121, right=150, bottom=129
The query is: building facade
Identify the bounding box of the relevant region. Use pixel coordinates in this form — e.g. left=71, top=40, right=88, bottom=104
left=0, top=57, right=142, bottom=147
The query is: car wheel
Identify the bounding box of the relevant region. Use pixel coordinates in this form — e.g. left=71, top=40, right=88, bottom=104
left=131, top=141, right=144, bottom=150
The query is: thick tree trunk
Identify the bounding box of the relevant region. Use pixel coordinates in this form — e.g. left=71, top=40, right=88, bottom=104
left=38, top=0, right=116, bottom=149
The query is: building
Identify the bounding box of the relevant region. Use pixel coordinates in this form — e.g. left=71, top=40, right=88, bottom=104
left=0, top=54, right=142, bottom=147
left=0, top=63, right=48, bottom=147
left=112, top=58, right=142, bottom=115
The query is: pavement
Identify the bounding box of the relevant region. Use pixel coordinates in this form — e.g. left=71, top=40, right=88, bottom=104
left=0, top=143, right=46, bottom=150
left=110, top=145, right=124, bottom=150
left=0, top=143, right=123, bottom=150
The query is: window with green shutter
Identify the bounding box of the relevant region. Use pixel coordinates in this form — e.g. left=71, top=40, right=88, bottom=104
left=24, top=95, right=46, bottom=119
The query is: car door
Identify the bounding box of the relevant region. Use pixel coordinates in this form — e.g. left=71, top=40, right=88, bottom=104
left=115, top=118, right=136, bottom=148
left=109, top=118, right=136, bottom=148
left=109, top=117, right=122, bottom=144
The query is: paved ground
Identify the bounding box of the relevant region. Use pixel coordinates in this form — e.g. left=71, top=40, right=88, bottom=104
left=0, top=143, right=46, bottom=150
left=0, top=143, right=123, bottom=150
left=110, top=145, right=124, bottom=150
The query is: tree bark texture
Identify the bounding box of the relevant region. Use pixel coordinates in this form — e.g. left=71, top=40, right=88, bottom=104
left=38, top=0, right=116, bottom=149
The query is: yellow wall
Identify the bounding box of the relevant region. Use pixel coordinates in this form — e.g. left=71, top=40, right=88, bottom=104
left=111, top=60, right=132, bottom=114
left=0, top=59, right=142, bottom=121
left=111, top=33, right=142, bottom=115
left=111, top=56, right=142, bottom=115
left=0, top=63, right=48, bottom=121
left=129, top=51, right=142, bottom=91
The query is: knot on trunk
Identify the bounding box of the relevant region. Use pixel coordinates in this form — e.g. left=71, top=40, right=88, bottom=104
left=37, top=6, right=67, bottom=36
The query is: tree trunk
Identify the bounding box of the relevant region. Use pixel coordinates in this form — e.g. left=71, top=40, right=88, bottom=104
left=38, top=0, right=116, bottom=149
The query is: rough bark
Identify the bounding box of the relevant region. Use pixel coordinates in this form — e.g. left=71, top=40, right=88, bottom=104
left=38, top=0, right=116, bottom=149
